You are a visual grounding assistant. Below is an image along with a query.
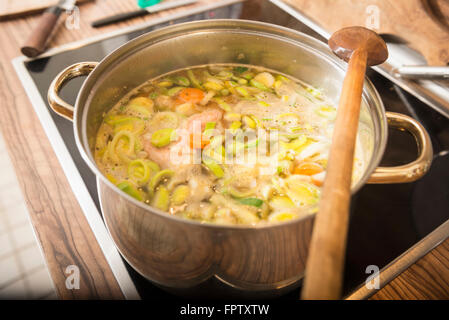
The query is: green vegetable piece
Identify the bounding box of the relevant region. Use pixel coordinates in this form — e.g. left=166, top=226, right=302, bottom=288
left=111, top=117, right=145, bottom=135
left=149, top=169, right=174, bottom=191
left=276, top=74, right=290, bottom=82
left=225, top=80, right=238, bottom=88
left=276, top=160, right=292, bottom=175
left=241, top=72, right=254, bottom=80
left=204, top=81, right=224, bottom=91
left=285, top=179, right=320, bottom=206
left=156, top=79, right=173, bottom=87
left=117, top=181, right=143, bottom=201
left=203, top=122, right=216, bottom=138
left=171, top=185, right=190, bottom=206
left=151, top=128, right=175, bottom=147
left=228, top=186, right=254, bottom=198
left=174, top=76, right=190, bottom=87
left=315, top=105, right=337, bottom=120
left=250, top=79, right=269, bottom=91
left=233, top=66, right=248, bottom=74
left=257, top=101, right=270, bottom=108
left=167, top=86, right=184, bottom=96
left=105, top=115, right=138, bottom=126
left=128, top=159, right=152, bottom=185
left=224, top=112, right=241, bottom=122
left=306, top=86, right=323, bottom=99
left=280, top=132, right=302, bottom=140
left=127, top=104, right=153, bottom=117
left=152, top=186, right=170, bottom=211
left=149, top=92, right=158, bottom=99
left=235, top=87, right=249, bottom=97
left=238, top=197, right=264, bottom=208
left=150, top=111, right=179, bottom=129
left=242, top=115, right=256, bottom=129
left=230, top=121, right=242, bottom=132
left=269, top=196, right=295, bottom=209
left=147, top=160, right=160, bottom=173
left=202, top=157, right=224, bottom=178
left=187, top=70, right=203, bottom=89
left=212, top=97, right=232, bottom=112
left=280, top=135, right=307, bottom=151
left=205, top=122, right=216, bottom=131
left=109, top=130, right=136, bottom=163
left=254, top=72, right=274, bottom=87
left=237, top=78, right=248, bottom=85
left=217, top=70, right=233, bottom=79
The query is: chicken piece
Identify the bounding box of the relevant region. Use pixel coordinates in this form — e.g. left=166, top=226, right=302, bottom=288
left=143, top=109, right=223, bottom=168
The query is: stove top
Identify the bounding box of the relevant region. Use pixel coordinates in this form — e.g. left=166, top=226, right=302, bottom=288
left=12, top=0, right=449, bottom=300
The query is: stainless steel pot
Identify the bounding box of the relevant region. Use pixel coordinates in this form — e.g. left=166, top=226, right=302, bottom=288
left=47, top=20, right=433, bottom=297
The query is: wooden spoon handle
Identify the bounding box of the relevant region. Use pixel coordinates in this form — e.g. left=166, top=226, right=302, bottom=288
left=301, top=49, right=368, bottom=300
left=21, top=6, right=62, bottom=58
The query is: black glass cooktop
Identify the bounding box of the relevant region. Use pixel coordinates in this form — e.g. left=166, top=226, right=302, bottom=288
left=20, top=0, right=449, bottom=299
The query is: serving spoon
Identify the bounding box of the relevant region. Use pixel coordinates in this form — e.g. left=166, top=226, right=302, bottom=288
left=301, top=27, right=388, bottom=300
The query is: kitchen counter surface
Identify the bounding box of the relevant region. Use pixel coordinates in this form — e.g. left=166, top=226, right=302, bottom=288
left=0, top=0, right=448, bottom=299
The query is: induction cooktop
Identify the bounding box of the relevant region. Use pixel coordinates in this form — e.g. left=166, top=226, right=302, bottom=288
left=12, top=0, right=449, bottom=300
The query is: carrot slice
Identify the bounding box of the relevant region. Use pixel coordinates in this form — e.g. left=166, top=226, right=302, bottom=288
left=177, top=88, right=205, bottom=104
left=311, top=177, right=323, bottom=187
left=293, top=162, right=324, bottom=176
left=189, top=133, right=210, bottom=149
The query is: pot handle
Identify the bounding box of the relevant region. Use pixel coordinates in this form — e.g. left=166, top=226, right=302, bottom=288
left=368, top=112, right=433, bottom=184
left=47, top=62, right=98, bottom=121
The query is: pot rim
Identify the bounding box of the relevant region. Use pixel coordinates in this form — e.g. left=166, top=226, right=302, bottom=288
left=73, top=19, right=388, bottom=230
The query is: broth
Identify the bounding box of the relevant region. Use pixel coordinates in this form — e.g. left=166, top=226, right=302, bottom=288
left=94, top=64, right=366, bottom=225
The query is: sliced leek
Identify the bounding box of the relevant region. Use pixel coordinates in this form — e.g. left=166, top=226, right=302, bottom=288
left=149, top=169, right=174, bottom=191
left=151, top=128, right=176, bottom=147
left=152, top=186, right=170, bottom=211
left=117, top=181, right=143, bottom=201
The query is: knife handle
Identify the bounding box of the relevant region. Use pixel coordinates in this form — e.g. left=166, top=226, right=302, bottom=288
left=21, top=6, right=63, bottom=58
left=91, top=10, right=149, bottom=28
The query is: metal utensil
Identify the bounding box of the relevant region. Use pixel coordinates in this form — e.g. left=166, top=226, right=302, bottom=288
left=393, top=66, right=449, bottom=80
left=91, top=0, right=198, bottom=28
left=21, top=0, right=76, bottom=58
left=380, top=33, right=449, bottom=80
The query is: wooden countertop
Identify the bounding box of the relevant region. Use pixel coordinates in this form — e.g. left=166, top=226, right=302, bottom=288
left=0, top=0, right=448, bottom=299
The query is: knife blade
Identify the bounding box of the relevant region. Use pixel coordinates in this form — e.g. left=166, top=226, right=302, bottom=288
left=21, top=0, right=77, bottom=58
left=91, top=0, right=198, bottom=28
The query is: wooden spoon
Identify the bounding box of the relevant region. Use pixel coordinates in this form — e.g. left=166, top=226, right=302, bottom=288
left=301, top=27, right=388, bottom=300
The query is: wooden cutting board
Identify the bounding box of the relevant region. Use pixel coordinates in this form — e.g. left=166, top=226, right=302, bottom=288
left=0, top=0, right=93, bottom=19
left=284, top=0, right=449, bottom=66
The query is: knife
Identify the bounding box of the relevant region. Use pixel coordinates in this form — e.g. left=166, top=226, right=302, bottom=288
left=392, top=66, right=449, bottom=80
left=21, top=0, right=76, bottom=58
left=379, top=34, right=449, bottom=80
left=91, top=0, right=198, bottom=28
